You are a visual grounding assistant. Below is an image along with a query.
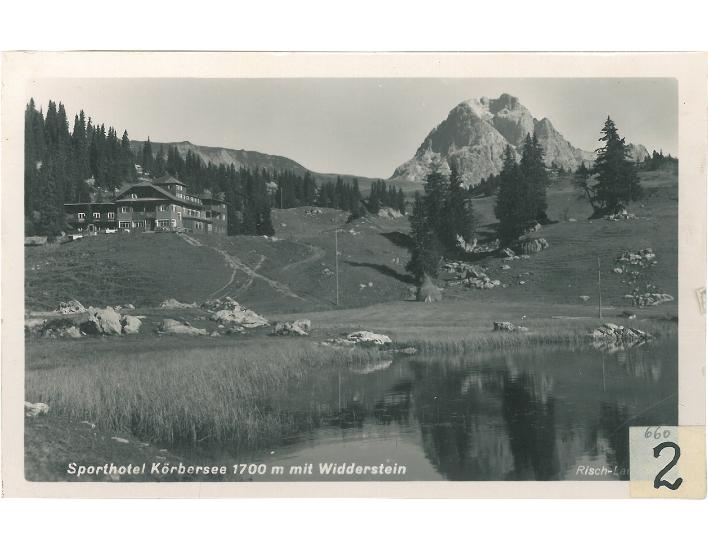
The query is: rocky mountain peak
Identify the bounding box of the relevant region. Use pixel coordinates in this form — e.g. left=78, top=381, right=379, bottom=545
left=391, top=93, right=647, bottom=188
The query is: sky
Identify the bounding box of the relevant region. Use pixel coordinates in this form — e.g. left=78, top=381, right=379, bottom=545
left=27, top=78, right=677, bottom=178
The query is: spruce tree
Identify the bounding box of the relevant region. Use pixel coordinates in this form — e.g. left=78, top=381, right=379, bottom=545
left=494, top=146, right=526, bottom=245
left=591, top=116, right=642, bottom=215
left=406, top=191, right=442, bottom=283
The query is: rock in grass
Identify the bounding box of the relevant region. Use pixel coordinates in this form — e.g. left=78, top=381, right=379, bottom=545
left=579, top=295, right=591, bottom=302
left=40, top=317, right=83, bottom=338
left=56, top=299, right=86, bottom=315
left=160, top=298, right=197, bottom=309
left=80, top=306, right=123, bottom=336
left=121, top=315, right=142, bottom=335
left=25, top=401, right=49, bottom=417
left=493, top=321, right=528, bottom=332
left=273, top=319, right=311, bottom=336
left=24, top=318, right=47, bottom=335
left=591, top=323, right=652, bottom=345
left=347, top=331, right=392, bottom=345
left=158, top=319, right=207, bottom=336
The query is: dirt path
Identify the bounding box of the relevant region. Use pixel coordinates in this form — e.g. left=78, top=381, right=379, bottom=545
left=182, top=234, right=304, bottom=301
left=281, top=243, right=326, bottom=271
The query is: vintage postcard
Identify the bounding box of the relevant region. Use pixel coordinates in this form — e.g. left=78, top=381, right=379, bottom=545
left=1, top=52, right=706, bottom=498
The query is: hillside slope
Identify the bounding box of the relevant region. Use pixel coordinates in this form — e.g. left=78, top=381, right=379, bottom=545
left=26, top=166, right=676, bottom=318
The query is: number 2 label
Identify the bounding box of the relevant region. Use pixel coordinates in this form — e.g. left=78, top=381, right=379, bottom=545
left=653, top=441, right=683, bottom=490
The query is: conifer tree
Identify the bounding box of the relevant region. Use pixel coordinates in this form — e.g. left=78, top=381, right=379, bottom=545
left=582, top=117, right=642, bottom=216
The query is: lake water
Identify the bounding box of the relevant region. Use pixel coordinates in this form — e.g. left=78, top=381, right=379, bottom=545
left=186, top=338, right=677, bottom=482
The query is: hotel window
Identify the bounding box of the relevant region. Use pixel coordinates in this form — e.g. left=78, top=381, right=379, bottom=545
left=133, top=221, right=145, bottom=228
left=157, top=219, right=170, bottom=228
left=119, top=221, right=131, bottom=229
left=107, top=212, right=115, bottom=219
left=158, top=204, right=168, bottom=212
left=93, top=212, right=101, bottom=219
left=171, top=219, right=177, bottom=228
left=119, top=206, right=130, bottom=213
left=78, top=212, right=86, bottom=220
left=130, top=193, right=138, bottom=199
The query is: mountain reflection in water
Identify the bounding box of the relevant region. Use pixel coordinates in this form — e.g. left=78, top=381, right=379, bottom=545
left=186, top=339, right=677, bottom=481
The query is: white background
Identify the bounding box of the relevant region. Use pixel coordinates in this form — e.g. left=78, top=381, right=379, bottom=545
left=1, top=1, right=707, bottom=548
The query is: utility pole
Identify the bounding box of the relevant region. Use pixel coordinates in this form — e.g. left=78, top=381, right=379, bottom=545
left=597, top=256, right=602, bottom=320
left=280, top=186, right=283, bottom=210
left=335, top=229, right=339, bottom=306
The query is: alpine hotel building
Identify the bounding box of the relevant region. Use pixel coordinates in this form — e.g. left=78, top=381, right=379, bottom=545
left=64, top=175, right=228, bottom=234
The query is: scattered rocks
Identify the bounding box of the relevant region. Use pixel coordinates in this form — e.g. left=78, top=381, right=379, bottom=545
left=377, top=206, right=403, bottom=219
left=516, top=237, right=549, bottom=255
left=39, top=318, right=83, bottom=338
left=579, top=295, right=591, bottom=303
left=273, top=319, right=311, bottom=336
left=304, top=208, right=323, bottom=216
left=616, top=248, right=657, bottom=267
left=160, top=298, right=197, bottom=309
left=25, top=401, right=49, bottom=417
left=501, top=264, right=511, bottom=270
left=111, top=437, right=130, bottom=444
left=591, top=323, right=652, bottom=345
left=443, top=262, right=501, bottom=290
left=625, top=292, right=674, bottom=308
left=158, top=319, right=208, bottom=336
left=347, top=331, right=392, bottom=346
left=493, top=321, right=528, bottom=332
left=56, top=300, right=86, bottom=315
left=605, top=209, right=637, bottom=221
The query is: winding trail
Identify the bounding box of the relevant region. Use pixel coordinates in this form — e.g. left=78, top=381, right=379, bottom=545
left=178, top=233, right=304, bottom=301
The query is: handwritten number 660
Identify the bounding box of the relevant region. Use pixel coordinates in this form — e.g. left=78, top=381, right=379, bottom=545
left=653, top=442, right=683, bottom=491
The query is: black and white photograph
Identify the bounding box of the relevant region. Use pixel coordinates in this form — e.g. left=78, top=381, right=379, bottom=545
left=1, top=52, right=705, bottom=499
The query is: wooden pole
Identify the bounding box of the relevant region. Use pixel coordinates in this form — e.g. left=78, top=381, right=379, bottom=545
left=335, top=229, right=339, bottom=306
left=597, top=256, right=602, bottom=320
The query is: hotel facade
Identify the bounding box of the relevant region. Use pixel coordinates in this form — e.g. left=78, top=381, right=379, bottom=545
left=64, top=175, right=228, bottom=234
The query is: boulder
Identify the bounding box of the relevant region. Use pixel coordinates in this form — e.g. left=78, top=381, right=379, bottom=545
left=516, top=237, right=549, bottom=255
left=40, top=317, right=82, bottom=338
left=377, top=206, right=403, bottom=219
left=158, top=319, right=207, bottom=336
left=591, top=323, right=652, bottom=346
left=493, top=321, right=517, bottom=332
left=25, top=236, right=48, bottom=246
left=80, top=306, right=123, bottom=336
left=211, top=307, right=268, bottom=328
left=120, top=315, right=142, bottom=335
left=579, top=295, right=591, bottom=302
left=347, top=331, right=392, bottom=346
left=56, top=300, right=86, bottom=315
left=160, top=298, right=197, bottom=309
left=24, top=318, right=47, bottom=335
left=273, top=319, right=311, bottom=336
left=25, top=401, right=49, bottom=417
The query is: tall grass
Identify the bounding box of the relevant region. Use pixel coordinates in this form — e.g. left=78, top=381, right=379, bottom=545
left=26, top=339, right=384, bottom=449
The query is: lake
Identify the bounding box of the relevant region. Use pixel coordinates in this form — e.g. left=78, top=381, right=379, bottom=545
left=183, top=338, right=677, bottom=481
